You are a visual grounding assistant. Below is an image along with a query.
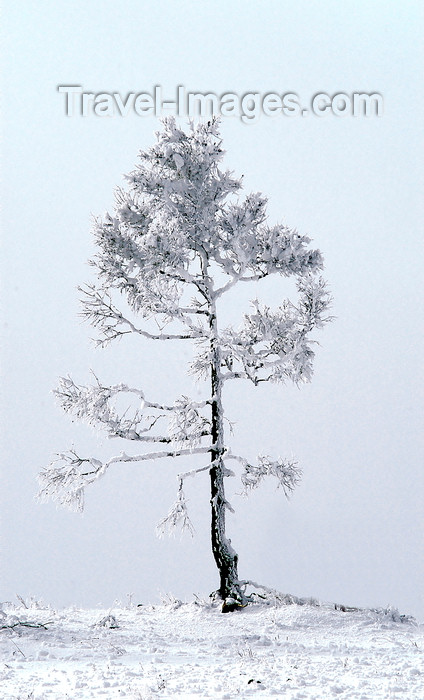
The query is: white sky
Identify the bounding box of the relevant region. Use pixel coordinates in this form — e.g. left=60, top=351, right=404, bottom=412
left=1, top=1, right=423, bottom=619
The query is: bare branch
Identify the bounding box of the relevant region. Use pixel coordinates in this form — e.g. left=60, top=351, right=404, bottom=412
left=0, top=621, right=50, bottom=631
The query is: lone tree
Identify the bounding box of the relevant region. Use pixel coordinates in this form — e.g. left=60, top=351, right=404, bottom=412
left=39, top=119, right=331, bottom=610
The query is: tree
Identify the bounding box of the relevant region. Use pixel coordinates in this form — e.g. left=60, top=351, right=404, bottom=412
left=38, top=118, right=332, bottom=610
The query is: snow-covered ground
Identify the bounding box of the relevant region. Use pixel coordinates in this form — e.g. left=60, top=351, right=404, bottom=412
left=1, top=595, right=423, bottom=699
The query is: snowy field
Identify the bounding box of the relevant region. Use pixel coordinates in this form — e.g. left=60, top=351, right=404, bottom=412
left=1, top=596, right=423, bottom=699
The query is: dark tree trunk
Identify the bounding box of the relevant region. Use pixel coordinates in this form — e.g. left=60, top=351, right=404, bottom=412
left=209, top=303, right=246, bottom=608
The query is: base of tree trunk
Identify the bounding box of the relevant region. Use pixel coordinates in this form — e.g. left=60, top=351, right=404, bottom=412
left=210, top=587, right=249, bottom=613
left=221, top=597, right=248, bottom=613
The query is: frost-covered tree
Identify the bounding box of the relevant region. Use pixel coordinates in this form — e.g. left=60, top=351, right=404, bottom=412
left=38, top=119, right=332, bottom=610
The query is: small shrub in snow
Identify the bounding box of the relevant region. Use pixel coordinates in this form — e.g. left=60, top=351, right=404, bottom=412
left=96, top=614, right=119, bottom=629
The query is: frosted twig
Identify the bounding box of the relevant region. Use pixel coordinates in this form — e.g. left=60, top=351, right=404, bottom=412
left=55, top=376, right=211, bottom=444
left=80, top=284, right=204, bottom=344
left=38, top=446, right=216, bottom=512
left=225, top=453, right=302, bottom=497
left=156, top=480, right=195, bottom=537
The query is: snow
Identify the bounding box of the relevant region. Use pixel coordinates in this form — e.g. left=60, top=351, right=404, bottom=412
left=1, top=597, right=423, bottom=699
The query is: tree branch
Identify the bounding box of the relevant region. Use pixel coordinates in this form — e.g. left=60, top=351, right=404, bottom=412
left=55, top=376, right=212, bottom=445
left=38, top=445, right=217, bottom=512
left=156, top=457, right=224, bottom=538
left=225, top=453, right=302, bottom=497
left=221, top=370, right=251, bottom=383
left=80, top=284, right=204, bottom=345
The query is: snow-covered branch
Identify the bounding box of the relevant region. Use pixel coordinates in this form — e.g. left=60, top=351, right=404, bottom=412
left=38, top=446, right=215, bottom=512
left=226, top=454, right=302, bottom=497
left=167, top=396, right=211, bottom=448
left=220, top=276, right=332, bottom=385
left=54, top=376, right=211, bottom=446
left=156, top=456, right=228, bottom=538
left=156, top=482, right=195, bottom=537
left=79, top=284, right=205, bottom=347
left=37, top=450, right=102, bottom=512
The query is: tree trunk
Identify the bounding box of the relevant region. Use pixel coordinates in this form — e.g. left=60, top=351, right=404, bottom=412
left=209, top=302, right=246, bottom=608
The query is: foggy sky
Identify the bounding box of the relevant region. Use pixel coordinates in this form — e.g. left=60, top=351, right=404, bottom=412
left=1, top=1, right=423, bottom=620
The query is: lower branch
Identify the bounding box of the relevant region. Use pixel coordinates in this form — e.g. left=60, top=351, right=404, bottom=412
left=156, top=459, right=222, bottom=537
left=0, top=620, right=50, bottom=631
left=225, top=453, right=302, bottom=496
left=38, top=445, right=215, bottom=512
